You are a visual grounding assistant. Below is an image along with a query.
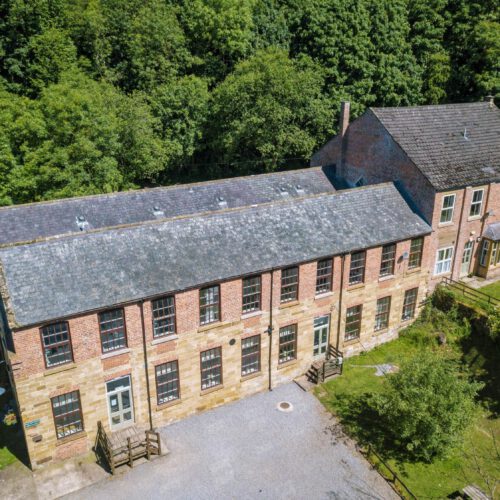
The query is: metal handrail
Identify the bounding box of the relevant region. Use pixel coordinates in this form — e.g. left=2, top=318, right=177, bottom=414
left=441, top=277, right=499, bottom=307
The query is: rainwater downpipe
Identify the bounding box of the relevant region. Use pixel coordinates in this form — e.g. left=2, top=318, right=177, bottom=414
left=336, top=254, right=346, bottom=351
left=139, top=300, right=154, bottom=430
left=267, top=270, right=274, bottom=391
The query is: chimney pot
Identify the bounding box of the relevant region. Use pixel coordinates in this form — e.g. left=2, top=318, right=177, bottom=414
left=486, top=95, right=494, bottom=108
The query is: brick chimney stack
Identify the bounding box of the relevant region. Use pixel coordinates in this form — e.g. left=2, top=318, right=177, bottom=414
left=338, top=101, right=350, bottom=179
left=486, top=95, right=494, bottom=109
left=339, top=101, right=351, bottom=137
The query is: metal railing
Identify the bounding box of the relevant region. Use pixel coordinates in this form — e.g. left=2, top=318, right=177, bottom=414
left=441, top=277, right=499, bottom=308
left=366, top=445, right=417, bottom=499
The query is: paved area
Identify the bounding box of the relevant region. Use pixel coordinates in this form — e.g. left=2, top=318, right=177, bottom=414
left=66, top=383, right=397, bottom=500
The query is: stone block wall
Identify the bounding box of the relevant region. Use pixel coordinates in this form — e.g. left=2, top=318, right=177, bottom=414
left=9, top=235, right=430, bottom=468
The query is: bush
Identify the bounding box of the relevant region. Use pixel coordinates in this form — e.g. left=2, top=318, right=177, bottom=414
left=371, top=351, right=482, bottom=462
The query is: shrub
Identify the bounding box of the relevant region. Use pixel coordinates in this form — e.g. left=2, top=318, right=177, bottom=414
left=371, top=351, right=482, bottom=462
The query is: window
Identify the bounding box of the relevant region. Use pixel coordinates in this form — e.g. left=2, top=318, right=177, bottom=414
left=41, top=322, right=73, bottom=367
left=200, top=285, right=220, bottom=325
left=408, top=237, right=423, bottom=269
left=374, top=297, right=391, bottom=331
left=99, top=309, right=127, bottom=353
left=345, top=305, right=362, bottom=341
left=316, top=259, right=333, bottom=294
left=434, top=247, right=454, bottom=275
left=241, top=335, right=261, bottom=376
left=242, top=276, right=261, bottom=313
left=280, top=267, right=299, bottom=303
left=469, top=189, right=484, bottom=217
left=402, top=288, right=418, bottom=320
left=491, top=242, right=499, bottom=267
left=349, top=251, right=366, bottom=285
left=440, top=194, right=455, bottom=223
left=152, top=296, right=175, bottom=338
left=278, top=324, right=297, bottom=363
left=155, top=361, right=180, bottom=404
left=200, top=347, right=222, bottom=390
left=480, top=240, right=490, bottom=267
left=51, top=391, right=83, bottom=439
left=380, top=244, right=396, bottom=277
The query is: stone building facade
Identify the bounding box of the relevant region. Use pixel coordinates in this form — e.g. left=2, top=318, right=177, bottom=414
left=312, top=100, right=500, bottom=284
left=0, top=171, right=431, bottom=469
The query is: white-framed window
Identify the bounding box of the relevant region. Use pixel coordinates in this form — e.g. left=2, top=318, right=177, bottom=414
left=440, top=194, right=456, bottom=224
left=480, top=240, right=490, bottom=267
left=434, top=247, right=454, bottom=275
left=491, top=242, right=498, bottom=267
left=469, top=189, right=484, bottom=217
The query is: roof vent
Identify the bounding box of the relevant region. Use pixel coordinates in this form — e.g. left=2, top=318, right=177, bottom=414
left=463, top=127, right=469, bottom=141
left=76, top=216, right=88, bottom=231
left=295, top=184, right=304, bottom=194
left=153, top=206, right=164, bottom=217
left=482, top=166, right=496, bottom=175
left=279, top=186, right=289, bottom=197
left=217, top=196, right=227, bottom=208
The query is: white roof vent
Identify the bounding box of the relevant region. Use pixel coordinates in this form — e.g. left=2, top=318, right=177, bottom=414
left=217, top=196, right=227, bottom=208
left=279, top=186, right=289, bottom=197
left=76, top=215, right=89, bottom=231
left=295, top=184, right=304, bottom=194
left=153, top=206, right=164, bottom=217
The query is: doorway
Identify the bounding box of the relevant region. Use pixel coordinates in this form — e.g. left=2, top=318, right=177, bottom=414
left=106, top=375, right=134, bottom=430
left=313, top=316, right=330, bottom=358
left=461, top=241, right=474, bottom=277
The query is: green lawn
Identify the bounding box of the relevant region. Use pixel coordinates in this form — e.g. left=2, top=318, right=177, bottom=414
left=480, top=281, right=500, bottom=301
left=315, top=312, right=500, bottom=499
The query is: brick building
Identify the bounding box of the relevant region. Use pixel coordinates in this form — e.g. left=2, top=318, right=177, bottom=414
left=312, top=99, right=500, bottom=284
left=0, top=167, right=432, bottom=469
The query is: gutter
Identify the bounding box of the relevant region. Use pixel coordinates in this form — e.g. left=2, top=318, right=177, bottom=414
left=139, top=301, right=153, bottom=430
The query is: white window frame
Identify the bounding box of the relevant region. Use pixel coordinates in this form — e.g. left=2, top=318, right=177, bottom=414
left=469, top=189, right=484, bottom=218
left=480, top=240, right=490, bottom=267
left=434, top=246, right=454, bottom=275
left=440, top=194, right=456, bottom=224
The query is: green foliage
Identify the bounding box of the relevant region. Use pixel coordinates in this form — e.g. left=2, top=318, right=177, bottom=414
left=0, top=0, right=498, bottom=203
left=371, top=351, right=482, bottom=462
left=207, top=48, right=333, bottom=176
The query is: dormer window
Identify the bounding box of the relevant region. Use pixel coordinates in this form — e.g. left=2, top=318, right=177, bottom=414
left=440, top=194, right=455, bottom=224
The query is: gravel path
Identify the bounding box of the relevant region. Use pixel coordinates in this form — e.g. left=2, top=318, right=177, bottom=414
left=65, top=383, right=397, bottom=500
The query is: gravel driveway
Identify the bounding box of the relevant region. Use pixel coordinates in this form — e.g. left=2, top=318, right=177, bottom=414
left=65, top=383, right=397, bottom=500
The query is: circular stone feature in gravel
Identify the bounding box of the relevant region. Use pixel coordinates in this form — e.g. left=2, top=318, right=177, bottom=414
left=277, top=401, right=293, bottom=412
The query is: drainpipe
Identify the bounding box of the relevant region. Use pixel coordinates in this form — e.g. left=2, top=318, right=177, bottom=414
left=139, top=301, right=153, bottom=431
left=451, top=186, right=467, bottom=280
left=335, top=254, right=346, bottom=351
left=267, top=270, right=274, bottom=391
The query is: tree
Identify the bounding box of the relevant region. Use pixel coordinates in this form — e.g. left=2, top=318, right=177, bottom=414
left=372, top=351, right=482, bottom=462
left=149, top=75, right=210, bottom=182
left=207, top=48, right=333, bottom=176
left=1, top=70, right=165, bottom=204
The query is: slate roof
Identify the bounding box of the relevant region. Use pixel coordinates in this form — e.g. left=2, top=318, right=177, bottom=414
left=0, top=183, right=431, bottom=328
left=483, top=222, right=500, bottom=241
left=371, top=102, right=500, bottom=191
left=0, top=166, right=335, bottom=246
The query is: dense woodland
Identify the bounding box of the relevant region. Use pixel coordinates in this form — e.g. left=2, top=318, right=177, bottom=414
left=0, top=0, right=498, bottom=205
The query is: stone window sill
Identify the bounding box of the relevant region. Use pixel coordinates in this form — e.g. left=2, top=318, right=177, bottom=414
left=156, top=398, right=182, bottom=411
left=347, top=283, right=365, bottom=291
left=343, top=337, right=360, bottom=346
left=101, top=348, right=130, bottom=360
left=151, top=335, right=178, bottom=346
left=378, top=274, right=394, bottom=282
left=279, top=300, right=300, bottom=309
left=240, top=371, right=262, bottom=382
left=406, top=267, right=421, bottom=275
left=200, top=384, right=224, bottom=396
left=468, top=215, right=481, bottom=222
left=56, top=430, right=87, bottom=447
left=374, top=328, right=388, bottom=335
left=277, top=359, right=297, bottom=370
left=315, top=291, right=334, bottom=299
left=241, top=310, right=263, bottom=320
left=44, top=362, right=77, bottom=377
left=438, top=222, right=454, bottom=228
left=198, top=320, right=235, bottom=333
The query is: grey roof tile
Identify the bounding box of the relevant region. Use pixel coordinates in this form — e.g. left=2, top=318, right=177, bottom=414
left=0, top=183, right=430, bottom=328
left=371, top=102, right=500, bottom=190
left=484, top=222, right=500, bottom=241
left=0, top=167, right=336, bottom=246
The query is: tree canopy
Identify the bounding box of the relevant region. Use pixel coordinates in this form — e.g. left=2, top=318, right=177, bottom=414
left=0, top=0, right=498, bottom=204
